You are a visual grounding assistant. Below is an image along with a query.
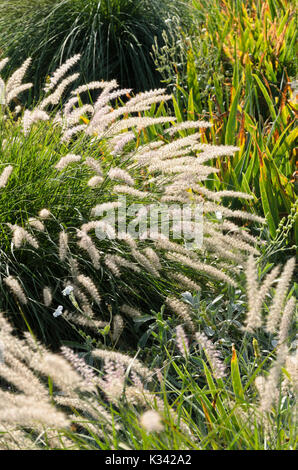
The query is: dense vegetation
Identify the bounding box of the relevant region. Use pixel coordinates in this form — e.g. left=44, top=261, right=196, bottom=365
left=0, top=0, right=296, bottom=451
left=0, top=0, right=190, bottom=96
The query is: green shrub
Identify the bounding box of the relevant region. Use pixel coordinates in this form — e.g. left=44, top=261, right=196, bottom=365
left=0, top=0, right=190, bottom=100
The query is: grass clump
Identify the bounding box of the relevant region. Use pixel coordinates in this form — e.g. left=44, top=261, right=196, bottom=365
left=0, top=57, right=265, bottom=349
left=0, top=253, right=296, bottom=450
left=0, top=0, right=190, bottom=99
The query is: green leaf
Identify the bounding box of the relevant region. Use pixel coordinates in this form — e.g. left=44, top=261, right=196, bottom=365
left=231, top=344, right=245, bottom=402
left=271, top=124, right=298, bottom=160
left=225, top=83, right=241, bottom=145
left=133, top=315, right=156, bottom=324
left=203, top=361, right=227, bottom=417
left=138, top=329, right=152, bottom=348
left=253, top=74, right=277, bottom=122
left=187, top=88, right=195, bottom=121
left=259, top=169, right=276, bottom=237
left=172, top=95, right=183, bottom=123
left=99, top=324, right=110, bottom=336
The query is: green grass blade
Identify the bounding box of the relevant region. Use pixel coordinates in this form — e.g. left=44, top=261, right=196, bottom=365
left=231, top=344, right=245, bottom=402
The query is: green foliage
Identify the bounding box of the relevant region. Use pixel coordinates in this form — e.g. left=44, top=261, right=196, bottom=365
left=156, top=0, right=297, bottom=243
left=0, top=123, right=164, bottom=347
left=0, top=0, right=190, bottom=99
left=69, top=349, right=297, bottom=450
left=0, top=0, right=296, bottom=452
left=1, top=293, right=296, bottom=450
left=0, top=102, right=242, bottom=349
